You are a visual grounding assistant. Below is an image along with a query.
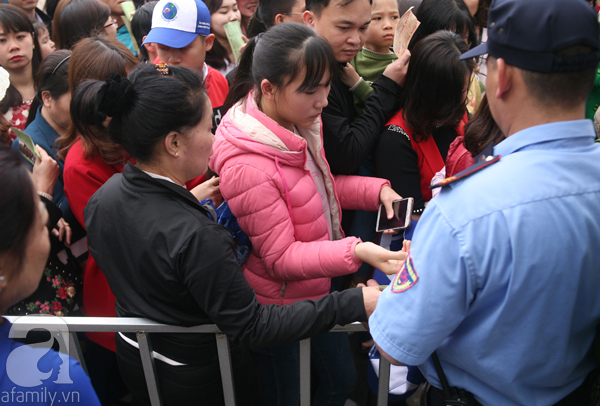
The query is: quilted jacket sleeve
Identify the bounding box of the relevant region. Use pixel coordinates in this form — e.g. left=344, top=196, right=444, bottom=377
left=334, top=175, right=390, bottom=212
left=220, top=163, right=363, bottom=282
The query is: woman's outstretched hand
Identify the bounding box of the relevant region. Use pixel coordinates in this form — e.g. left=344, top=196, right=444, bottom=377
left=355, top=241, right=408, bottom=275
left=379, top=186, right=405, bottom=234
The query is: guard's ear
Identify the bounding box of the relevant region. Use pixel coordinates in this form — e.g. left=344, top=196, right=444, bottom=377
left=495, top=58, right=513, bottom=99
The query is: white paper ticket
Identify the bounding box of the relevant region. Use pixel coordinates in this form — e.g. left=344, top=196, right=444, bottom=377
left=393, top=7, right=421, bottom=57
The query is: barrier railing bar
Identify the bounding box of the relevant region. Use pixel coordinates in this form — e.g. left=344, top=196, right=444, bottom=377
left=299, top=338, right=311, bottom=406
left=216, top=333, right=237, bottom=406
left=69, top=331, right=88, bottom=375
left=137, top=332, right=163, bottom=406
left=377, top=357, right=391, bottom=406
left=4, top=317, right=398, bottom=406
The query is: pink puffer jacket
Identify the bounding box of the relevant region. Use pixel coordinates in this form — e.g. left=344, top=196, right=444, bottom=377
left=210, top=92, right=390, bottom=305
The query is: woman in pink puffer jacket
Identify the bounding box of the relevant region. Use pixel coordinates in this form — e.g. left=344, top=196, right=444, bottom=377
left=210, top=24, right=407, bottom=406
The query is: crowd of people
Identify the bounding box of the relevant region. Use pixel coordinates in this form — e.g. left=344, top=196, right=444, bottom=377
left=1, top=0, right=600, bottom=405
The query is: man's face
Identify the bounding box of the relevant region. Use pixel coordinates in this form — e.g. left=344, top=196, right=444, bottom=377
left=485, top=55, right=503, bottom=130
left=156, top=34, right=213, bottom=72
left=280, top=0, right=306, bottom=24
left=304, top=0, right=371, bottom=63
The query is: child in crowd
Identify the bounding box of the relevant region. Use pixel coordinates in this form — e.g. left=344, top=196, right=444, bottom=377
left=211, top=23, right=407, bottom=406
left=205, top=0, right=243, bottom=76
left=0, top=4, right=42, bottom=142
left=130, top=1, right=158, bottom=63
left=143, top=0, right=229, bottom=131
left=343, top=0, right=400, bottom=116
left=33, top=21, right=56, bottom=59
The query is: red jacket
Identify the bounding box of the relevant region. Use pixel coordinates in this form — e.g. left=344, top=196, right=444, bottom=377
left=64, top=140, right=126, bottom=351
left=386, top=111, right=467, bottom=201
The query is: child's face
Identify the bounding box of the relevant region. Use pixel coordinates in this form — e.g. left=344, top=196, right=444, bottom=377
left=37, top=27, right=55, bottom=59
left=156, top=34, right=214, bottom=71
left=365, top=0, right=399, bottom=53
left=211, top=0, right=241, bottom=41
left=0, top=27, right=34, bottom=72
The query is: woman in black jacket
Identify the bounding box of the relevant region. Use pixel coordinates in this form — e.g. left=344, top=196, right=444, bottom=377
left=82, top=64, right=387, bottom=406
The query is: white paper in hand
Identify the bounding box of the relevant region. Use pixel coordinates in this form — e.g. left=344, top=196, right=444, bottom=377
left=393, top=7, right=420, bottom=57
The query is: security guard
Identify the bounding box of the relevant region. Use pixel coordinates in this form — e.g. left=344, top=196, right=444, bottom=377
left=369, top=0, right=600, bottom=404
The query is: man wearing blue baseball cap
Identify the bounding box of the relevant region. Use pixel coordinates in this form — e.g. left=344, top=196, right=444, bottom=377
left=369, top=0, right=600, bottom=404
left=143, top=0, right=229, bottom=132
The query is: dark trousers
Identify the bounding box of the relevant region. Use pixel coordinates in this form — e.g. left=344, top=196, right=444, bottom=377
left=115, top=333, right=262, bottom=406
left=253, top=332, right=357, bottom=406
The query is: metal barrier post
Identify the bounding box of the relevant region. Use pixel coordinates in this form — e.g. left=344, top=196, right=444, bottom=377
left=377, top=357, right=391, bottom=406
left=69, top=331, right=88, bottom=375
left=299, top=338, right=311, bottom=406
left=216, top=333, right=237, bottom=406
left=136, top=332, right=163, bottom=406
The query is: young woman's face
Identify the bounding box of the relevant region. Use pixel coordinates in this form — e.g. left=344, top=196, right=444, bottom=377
left=103, top=17, right=118, bottom=38
left=43, top=91, right=71, bottom=132
left=270, top=68, right=331, bottom=131
left=0, top=27, right=34, bottom=72
left=180, top=98, right=215, bottom=181
left=37, top=27, right=55, bottom=59
left=211, top=0, right=241, bottom=40
left=236, top=0, right=257, bottom=18
left=5, top=191, right=50, bottom=306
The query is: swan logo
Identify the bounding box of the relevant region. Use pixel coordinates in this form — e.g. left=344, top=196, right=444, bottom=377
left=6, top=316, right=73, bottom=387
left=162, top=2, right=178, bottom=20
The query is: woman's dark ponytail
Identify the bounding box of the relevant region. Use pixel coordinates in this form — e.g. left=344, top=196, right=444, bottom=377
left=222, top=36, right=258, bottom=115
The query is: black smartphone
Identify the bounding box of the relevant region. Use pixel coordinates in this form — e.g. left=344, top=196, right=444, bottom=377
left=375, top=198, right=414, bottom=232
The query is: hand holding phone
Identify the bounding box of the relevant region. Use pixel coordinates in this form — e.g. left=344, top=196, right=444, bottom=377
left=376, top=197, right=414, bottom=232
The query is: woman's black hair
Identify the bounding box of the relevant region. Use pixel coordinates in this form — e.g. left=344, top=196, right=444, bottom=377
left=74, top=64, right=208, bottom=163
left=223, top=22, right=337, bottom=114
left=408, top=0, right=477, bottom=51
left=463, top=94, right=505, bottom=157
left=26, top=50, right=71, bottom=126
left=0, top=145, right=37, bottom=273
left=204, top=0, right=231, bottom=72
left=0, top=4, right=43, bottom=114
left=131, top=1, right=158, bottom=62
left=52, top=0, right=111, bottom=50
left=402, top=30, right=474, bottom=139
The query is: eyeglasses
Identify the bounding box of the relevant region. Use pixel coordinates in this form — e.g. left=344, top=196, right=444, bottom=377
left=104, top=18, right=117, bottom=28
left=282, top=12, right=304, bottom=16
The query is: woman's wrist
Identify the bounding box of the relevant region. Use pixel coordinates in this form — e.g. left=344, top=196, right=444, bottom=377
left=37, top=191, right=53, bottom=201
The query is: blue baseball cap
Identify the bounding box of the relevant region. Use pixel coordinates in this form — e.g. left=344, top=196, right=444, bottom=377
left=142, top=0, right=211, bottom=48
left=460, top=0, right=600, bottom=73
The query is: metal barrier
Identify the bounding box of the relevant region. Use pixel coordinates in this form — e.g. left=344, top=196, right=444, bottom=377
left=4, top=316, right=392, bottom=406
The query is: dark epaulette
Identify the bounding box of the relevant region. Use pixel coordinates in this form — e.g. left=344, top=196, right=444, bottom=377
left=430, top=155, right=501, bottom=189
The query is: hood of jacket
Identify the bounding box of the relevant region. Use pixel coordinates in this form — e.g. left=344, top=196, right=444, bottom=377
left=211, top=91, right=325, bottom=175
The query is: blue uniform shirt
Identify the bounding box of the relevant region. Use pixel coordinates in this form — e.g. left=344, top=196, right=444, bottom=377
left=370, top=120, right=600, bottom=405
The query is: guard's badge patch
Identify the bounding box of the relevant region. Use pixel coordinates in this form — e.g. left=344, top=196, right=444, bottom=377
left=391, top=255, right=418, bottom=293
